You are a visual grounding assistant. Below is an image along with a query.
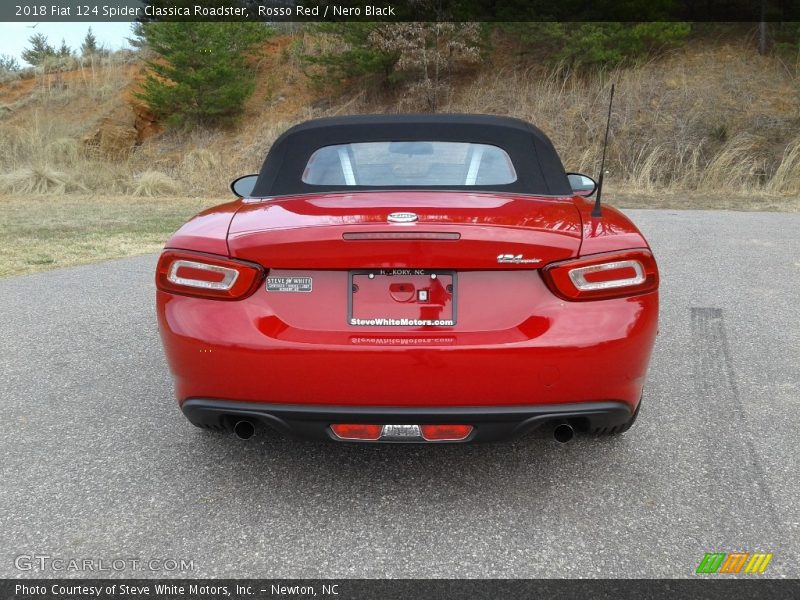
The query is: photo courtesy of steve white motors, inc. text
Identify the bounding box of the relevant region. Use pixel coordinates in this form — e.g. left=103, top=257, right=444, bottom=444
left=14, top=583, right=341, bottom=597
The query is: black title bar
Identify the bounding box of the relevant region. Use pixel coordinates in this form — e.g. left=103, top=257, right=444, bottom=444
left=2, top=0, right=799, bottom=22
left=4, top=579, right=800, bottom=600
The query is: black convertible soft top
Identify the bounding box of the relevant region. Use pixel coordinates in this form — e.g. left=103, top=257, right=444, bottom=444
left=251, top=114, right=572, bottom=197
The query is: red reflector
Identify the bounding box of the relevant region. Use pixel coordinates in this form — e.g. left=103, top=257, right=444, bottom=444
left=330, top=424, right=383, bottom=441
left=420, top=424, right=473, bottom=441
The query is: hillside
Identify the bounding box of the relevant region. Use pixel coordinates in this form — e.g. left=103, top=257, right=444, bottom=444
left=1, top=32, right=799, bottom=205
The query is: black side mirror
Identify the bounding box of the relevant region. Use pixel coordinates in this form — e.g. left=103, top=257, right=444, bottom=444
left=230, top=174, right=259, bottom=198
left=566, top=173, right=597, bottom=197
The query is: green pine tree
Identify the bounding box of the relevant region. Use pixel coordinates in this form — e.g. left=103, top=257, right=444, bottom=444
left=21, top=33, right=56, bottom=66
left=134, top=22, right=271, bottom=128
left=498, top=23, right=691, bottom=68
left=302, top=23, right=398, bottom=88
left=0, top=54, right=20, bottom=72
left=57, top=38, right=72, bottom=58
left=81, top=27, right=98, bottom=56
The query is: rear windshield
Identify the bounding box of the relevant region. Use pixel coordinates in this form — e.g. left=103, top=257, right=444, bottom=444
left=302, top=141, right=517, bottom=187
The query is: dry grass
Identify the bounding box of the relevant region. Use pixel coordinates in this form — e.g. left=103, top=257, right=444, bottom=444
left=0, top=113, right=184, bottom=196
left=610, top=187, right=800, bottom=212
left=131, top=170, right=181, bottom=197
left=0, top=194, right=219, bottom=277
left=702, top=134, right=769, bottom=191
left=0, top=52, right=136, bottom=110
left=766, top=138, right=800, bottom=195
left=0, top=166, right=86, bottom=195
left=128, top=118, right=300, bottom=197
left=447, top=41, right=800, bottom=200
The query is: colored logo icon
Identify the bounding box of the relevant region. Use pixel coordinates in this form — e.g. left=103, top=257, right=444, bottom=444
left=696, top=552, right=773, bottom=574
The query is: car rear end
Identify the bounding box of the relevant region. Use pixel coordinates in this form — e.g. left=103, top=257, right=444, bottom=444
left=156, top=191, right=658, bottom=442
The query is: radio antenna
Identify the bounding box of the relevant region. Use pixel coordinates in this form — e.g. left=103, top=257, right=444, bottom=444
left=592, top=83, right=615, bottom=218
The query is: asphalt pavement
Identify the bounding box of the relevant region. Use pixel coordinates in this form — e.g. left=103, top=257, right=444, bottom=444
left=1, top=209, right=798, bottom=578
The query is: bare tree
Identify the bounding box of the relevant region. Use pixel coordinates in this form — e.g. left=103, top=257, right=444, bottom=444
left=758, top=0, right=767, bottom=55
left=368, top=23, right=481, bottom=111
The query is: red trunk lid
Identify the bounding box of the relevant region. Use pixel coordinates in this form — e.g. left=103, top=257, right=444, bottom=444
left=227, top=191, right=581, bottom=269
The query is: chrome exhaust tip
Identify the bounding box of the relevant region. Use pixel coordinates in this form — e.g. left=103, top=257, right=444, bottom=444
left=553, top=422, right=574, bottom=444
left=233, top=420, right=256, bottom=440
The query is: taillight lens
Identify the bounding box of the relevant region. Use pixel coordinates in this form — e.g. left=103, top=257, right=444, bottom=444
left=156, top=250, right=263, bottom=300
left=541, top=249, right=658, bottom=301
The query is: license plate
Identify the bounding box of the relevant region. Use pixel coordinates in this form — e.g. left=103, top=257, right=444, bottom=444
left=348, top=269, right=456, bottom=327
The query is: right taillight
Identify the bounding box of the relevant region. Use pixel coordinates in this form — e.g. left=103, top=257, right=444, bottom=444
left=541, top=249, right=659, bottom=301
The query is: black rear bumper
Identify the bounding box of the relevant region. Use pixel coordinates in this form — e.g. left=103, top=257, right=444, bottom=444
left=181, top=398, right=634, bottom=442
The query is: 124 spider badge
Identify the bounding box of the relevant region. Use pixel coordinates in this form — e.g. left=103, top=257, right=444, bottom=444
left=497, top=254, right=542, bottom=264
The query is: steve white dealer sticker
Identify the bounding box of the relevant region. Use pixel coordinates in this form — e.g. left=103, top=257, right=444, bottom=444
left=266, top=277, right=312, bottom=293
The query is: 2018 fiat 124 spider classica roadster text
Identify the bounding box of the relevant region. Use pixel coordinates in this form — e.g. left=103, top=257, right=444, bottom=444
left=156, top=114, right=659, bottom=443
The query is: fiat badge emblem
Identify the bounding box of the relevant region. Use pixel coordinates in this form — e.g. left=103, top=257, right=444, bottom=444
left=387, top=212, right=419, bottom=223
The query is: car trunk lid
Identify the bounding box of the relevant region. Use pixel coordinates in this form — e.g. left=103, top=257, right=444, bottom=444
left=227, top=191, right=581, bottom=269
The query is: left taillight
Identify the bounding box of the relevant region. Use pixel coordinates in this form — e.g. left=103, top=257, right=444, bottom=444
left=156, top=250, right=263, bottom=300
left=541, top=249, right=658, bottom=301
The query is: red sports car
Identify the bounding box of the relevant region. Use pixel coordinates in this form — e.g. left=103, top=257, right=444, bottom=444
left=156, top=115, right=658, bottom=443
